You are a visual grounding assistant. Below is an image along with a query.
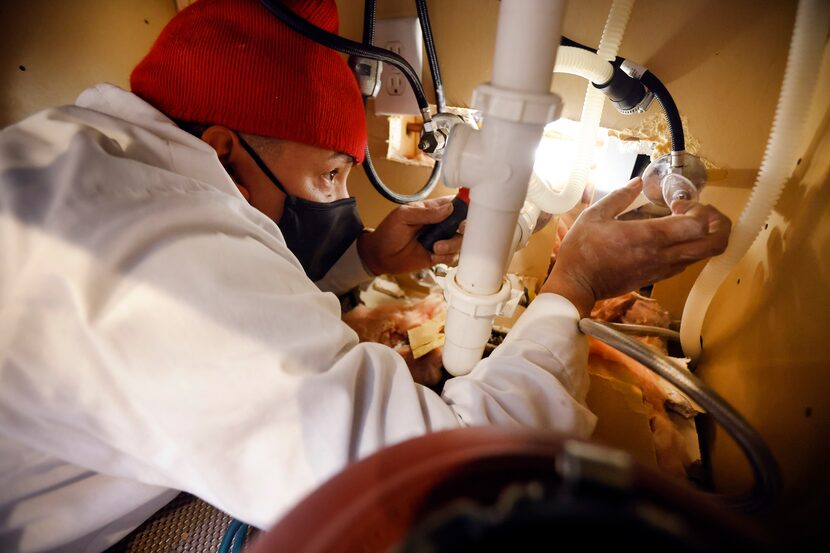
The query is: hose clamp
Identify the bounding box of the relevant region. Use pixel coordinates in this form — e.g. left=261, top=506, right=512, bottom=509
left=614, top=90, right=655, bottom=115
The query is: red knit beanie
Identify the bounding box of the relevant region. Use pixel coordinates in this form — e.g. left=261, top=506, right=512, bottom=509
left=131, top=0, right=367, bottom=162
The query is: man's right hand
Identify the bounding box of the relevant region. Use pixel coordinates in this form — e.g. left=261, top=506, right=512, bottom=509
left=357, top=196, right=463, bottom=276
left=540, top=177, right=732, bottom=318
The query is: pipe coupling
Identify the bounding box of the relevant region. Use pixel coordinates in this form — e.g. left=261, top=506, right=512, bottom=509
left=471, top=83, right=562, bottom=125
left=440, top=267, right=523, bottom=319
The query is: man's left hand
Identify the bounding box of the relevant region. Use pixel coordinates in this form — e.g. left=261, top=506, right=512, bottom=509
left=357, top=196, right=463, bottom=276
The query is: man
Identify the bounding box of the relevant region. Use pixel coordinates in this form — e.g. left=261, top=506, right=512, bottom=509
left=0, top=0, right=731, bottom=551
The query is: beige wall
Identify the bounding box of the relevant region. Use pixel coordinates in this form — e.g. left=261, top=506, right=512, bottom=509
left=336, top=0, right=796, bottom=227
left=4, top=0, right=828, bottom=543
left=695, top=79, right=830, bottom=542
left=0, top=0, right=177, bottom=128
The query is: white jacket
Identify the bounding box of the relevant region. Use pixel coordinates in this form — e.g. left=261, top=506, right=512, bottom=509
left=0, top=84, right=596, bottom=552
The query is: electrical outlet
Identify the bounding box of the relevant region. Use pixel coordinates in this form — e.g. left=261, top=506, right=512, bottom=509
left=373, top=17, right=422, bottom=116
left=387, top=74, right=404, bottom=96
left=386, top=41, right=402, bottom=56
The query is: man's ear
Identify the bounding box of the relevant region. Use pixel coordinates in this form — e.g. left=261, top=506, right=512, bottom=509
left=201, top=125, right=251, bottom=201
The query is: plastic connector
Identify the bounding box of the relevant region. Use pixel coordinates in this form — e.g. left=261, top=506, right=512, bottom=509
left=642, top=152, right=708, bottom=208
left=471, top=83, right=561, bottom=125
left=593, top=64, right=650, bottom=114
left=661, top=173, right=699, bottom=204
left=349, top=55, right=382, bottom=98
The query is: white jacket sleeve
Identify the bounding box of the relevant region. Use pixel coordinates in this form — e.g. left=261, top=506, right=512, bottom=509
left=1, top=212, right=595, bottom=530
left=314, top=238, right=375, bottom=295
left=0, top=97, right=596, bottom=533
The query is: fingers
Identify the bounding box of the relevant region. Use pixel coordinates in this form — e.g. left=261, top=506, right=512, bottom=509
left=433, top=234, right=462, bottom=256
left=396, top=200, right=454, bottom=226
left=535, top=211, right=554, bottom=233
left=641, top=203, right=730, bottom=246
left=670, top=198, right=696, bottom=215
left=430, top=253, right=460, bottom=266
left=660, top=222, right=730, bottom=263
left=640, top=213, right=708, bottom=245
left=705, top=207, right=732, bottom=236
left=421, top=195, right=454, bottom=209
left=585, top=177, right=643, bottom=220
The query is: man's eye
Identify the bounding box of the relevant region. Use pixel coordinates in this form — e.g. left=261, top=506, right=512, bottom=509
left=326, top=169, right=339, bottom=181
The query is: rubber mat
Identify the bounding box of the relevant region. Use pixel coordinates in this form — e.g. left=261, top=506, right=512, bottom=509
left=106, top=493, right=258, bottom=552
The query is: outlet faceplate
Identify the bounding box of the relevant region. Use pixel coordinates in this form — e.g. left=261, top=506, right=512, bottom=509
left=373, top=16, right=422, bottom=116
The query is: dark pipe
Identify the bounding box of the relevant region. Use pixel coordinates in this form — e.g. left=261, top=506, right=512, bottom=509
left=362, top=0, right=376, bottom=45
left=559, top=36, right=685, bottom=153
left=640, top=70, right=685, bottom=152
left=415, top=0, right=446, bottom=113
left=260, top=0, right=429, bottom=111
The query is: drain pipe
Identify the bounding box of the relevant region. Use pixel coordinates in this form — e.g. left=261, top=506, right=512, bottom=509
left=528, top=0, right=636, bottom=215
left=440, top=0, right=565, bottom=376
left=527, top=45, right=613, bottom=216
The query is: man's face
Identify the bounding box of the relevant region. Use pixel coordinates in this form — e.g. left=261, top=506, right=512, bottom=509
left=202, top=126, right=355, bottom=223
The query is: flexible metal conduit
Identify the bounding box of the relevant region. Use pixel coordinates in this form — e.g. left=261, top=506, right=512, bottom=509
left=261, top=0, right=428, bottom=108
left=605, top=322, right=680, bottom=341
left=579, top=318, right=782, bottom=513
left=416, top=0, right=446, bottom=113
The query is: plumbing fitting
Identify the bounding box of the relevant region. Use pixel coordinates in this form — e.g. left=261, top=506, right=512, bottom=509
left=348, top=55, right=382, bottom=98
left=641, top=151, right=708, bottom=208
left=419, top=112, right=466, bottom=158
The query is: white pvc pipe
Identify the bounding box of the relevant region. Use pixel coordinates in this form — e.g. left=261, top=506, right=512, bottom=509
left=455, top=121, right=544, bottom=294
left=442, top=0, right=565, bottom=375
left=680, top=0, right=830, bottom=361
left=595, top=0, right=636, bottom=63
left=492, top=0, right=563, bottom=92
left=442, top=286, right=500, bottom=373
left=554, top=45, right=614, bottom=84
left=527, top=0, right=635, bottom=215
left=444, top=117, right=554, bottom=376
left=510, top=201, right=543, bottom=259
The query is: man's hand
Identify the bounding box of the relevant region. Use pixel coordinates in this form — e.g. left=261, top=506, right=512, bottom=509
left=541, top=177, right=731, bottom=318
left=357, top=196, right=464, bottom=276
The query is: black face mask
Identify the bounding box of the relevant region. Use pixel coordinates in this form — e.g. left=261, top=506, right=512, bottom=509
left=237, top=136, right=364, bottom=281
